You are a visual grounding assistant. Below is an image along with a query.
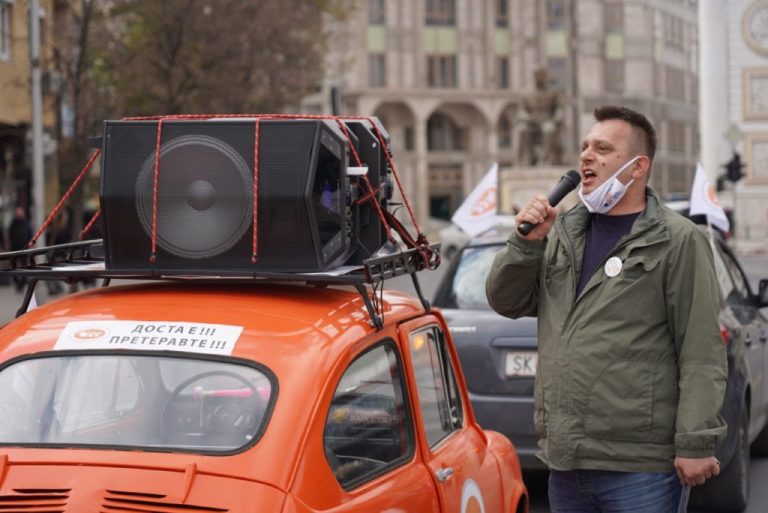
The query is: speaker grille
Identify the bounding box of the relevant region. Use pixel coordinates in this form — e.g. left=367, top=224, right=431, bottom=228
left=135, top=135, right=253, bottom=259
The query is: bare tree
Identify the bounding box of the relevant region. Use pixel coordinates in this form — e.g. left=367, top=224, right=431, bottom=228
left=51, top=0, right=104, bottom=238
left=103, top=0, right=352, bottom=115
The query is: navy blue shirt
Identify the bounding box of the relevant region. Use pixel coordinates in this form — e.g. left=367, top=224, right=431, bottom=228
left=575, top=212, right=640, bottom=297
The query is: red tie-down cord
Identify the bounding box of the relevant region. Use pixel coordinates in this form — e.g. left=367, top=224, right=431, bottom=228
left=27, top=149, right=102, bottom=248
left=49, top=114, right=437, bottom=270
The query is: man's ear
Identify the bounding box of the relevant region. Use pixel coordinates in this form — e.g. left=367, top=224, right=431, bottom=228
left=632, top=156, right=651, bottom=181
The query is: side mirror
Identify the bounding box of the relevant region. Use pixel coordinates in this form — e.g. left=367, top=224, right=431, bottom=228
left=759, top=279, right=768, bottom=308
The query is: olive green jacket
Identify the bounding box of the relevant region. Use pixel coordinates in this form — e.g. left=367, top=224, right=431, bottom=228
left=486, top=189, right=727, bottom=472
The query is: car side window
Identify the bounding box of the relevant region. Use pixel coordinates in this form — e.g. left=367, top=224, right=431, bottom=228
left=711, top=243, right=738, bottom=304
left=324, top=342, right=414, bottom=489
left=719, top=244, right=750, bottom=301
left=408, top=325, right=464, bottom=447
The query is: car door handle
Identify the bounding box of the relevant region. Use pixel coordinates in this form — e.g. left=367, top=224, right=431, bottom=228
left=435, top=467, right=454, bottom=482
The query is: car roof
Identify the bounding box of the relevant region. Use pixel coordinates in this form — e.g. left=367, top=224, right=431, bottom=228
left=0, top=282, right=424, bottom=365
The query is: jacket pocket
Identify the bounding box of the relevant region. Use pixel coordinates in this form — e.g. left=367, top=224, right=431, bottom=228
left=545, top=263, right=570, bottom=285
left=584, top=360, right=654, bottom=441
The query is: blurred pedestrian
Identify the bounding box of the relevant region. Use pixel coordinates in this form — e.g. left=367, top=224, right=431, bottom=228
left=486, top=105, right=726, bottom=512
left=8, top=206, right=33, bottom=292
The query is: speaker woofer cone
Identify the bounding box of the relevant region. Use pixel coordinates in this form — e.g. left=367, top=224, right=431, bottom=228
left=135, top=135, right=253, bottom=259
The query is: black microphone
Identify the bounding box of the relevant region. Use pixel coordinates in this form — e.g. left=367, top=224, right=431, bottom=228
left=517, top=170, right=581, bottom=236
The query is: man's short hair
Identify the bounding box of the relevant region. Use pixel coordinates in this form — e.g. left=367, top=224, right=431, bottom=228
left=594, top=105, right=657, bottom=163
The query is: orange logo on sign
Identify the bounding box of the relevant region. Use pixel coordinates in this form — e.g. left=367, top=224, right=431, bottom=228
left=707, top=185, right=721, bottom=206
left=471, top=188, right=497, bottom=217
left=73, top=328, right=107, bottom=340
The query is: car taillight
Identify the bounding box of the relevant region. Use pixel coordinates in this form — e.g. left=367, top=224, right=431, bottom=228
left=720, top=324, right=730, bottom=346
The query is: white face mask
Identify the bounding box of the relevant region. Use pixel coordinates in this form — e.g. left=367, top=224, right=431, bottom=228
left=578, top=156, right=640, bottom=214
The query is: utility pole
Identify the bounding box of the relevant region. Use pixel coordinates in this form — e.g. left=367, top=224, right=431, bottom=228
left=698, top=1, right=730, bottom=183
left=29, top=0, right=45, bottom=243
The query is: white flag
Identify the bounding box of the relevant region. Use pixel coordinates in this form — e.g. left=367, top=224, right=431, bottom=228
left=451, top=163, right=499, bottom=237
left=689, top=162, right=730, bottom=232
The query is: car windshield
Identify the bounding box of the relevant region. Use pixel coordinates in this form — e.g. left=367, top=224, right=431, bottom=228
left=0, top=354, right=273, bottom=453
left=442, top=244, right=502, bottom=309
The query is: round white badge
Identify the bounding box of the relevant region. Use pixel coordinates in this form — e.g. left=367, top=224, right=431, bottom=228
left=604, top=257, right=623, bottom=278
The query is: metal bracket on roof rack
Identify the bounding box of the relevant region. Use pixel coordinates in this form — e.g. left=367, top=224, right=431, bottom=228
left=0, top=240, right=440, bottom=329
left=16, top=279, right=39, bottom=318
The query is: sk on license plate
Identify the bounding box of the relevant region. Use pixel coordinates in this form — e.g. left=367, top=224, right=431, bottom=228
left=505, top=351, right=538, bottom=377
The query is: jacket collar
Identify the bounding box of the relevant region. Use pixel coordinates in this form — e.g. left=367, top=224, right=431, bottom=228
left=562, top=188, right=670, bottom=303
left=560, top=187, right=668, bottom=244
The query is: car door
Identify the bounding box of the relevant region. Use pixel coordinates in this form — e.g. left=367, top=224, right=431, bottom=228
left=716, top=242, right=768, bottom=430
left=295, top=339, right=440, bottom=513
left=399, top=318, right=503, bottom=513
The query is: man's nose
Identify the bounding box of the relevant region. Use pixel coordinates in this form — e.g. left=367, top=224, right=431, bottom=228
left=580, top=147, right=593, bottom=164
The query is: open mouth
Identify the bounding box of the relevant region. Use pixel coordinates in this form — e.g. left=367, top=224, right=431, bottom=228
left=581, top=169, right=597, bottom=185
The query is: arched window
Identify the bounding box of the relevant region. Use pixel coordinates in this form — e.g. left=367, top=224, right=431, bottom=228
left=427, top=113, right=466, bottom=151
left=498, top=113, right=513, bottom=149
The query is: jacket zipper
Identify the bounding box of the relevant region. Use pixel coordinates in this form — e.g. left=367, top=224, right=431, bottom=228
left=557, top=216, right=663, bottom=331
left=556, top=216, right=580, bottom=336
left=577, top=219, right=663, bottom=302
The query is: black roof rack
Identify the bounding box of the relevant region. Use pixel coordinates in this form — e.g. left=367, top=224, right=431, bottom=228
left=0, top=240, right=440, bottom=330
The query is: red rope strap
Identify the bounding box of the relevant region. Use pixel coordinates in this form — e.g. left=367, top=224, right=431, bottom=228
left=79, top=209, right=101, bottom=240
left=28, top=149, right=102, bottom=248
left=149, top=119, right=165, bottom=263
left=334, top=119, right=395, bottom=243
left=365, top=117, right=421, bottom=235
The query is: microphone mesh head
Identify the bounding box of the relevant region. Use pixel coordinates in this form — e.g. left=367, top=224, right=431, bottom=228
left=565, top=169, right=581, bottom=186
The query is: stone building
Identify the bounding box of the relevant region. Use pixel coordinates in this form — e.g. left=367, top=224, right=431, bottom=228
left=0, top=0, right=59, bottom=233
left=302, top=0, right=701, bottom=224
left=706, top=0, right=768, bottom=251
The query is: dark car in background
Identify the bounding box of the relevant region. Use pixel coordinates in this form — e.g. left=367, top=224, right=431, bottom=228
left=433, top=223, right=768, bottom=512
left=433, top=228, right=543, bottom=470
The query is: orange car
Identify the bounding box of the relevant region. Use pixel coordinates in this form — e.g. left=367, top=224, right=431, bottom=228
left=0, top=277, right=528, bottom=512
left=0, top=114, right=526, bottom=512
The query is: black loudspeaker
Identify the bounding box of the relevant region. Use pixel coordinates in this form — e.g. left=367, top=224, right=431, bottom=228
left=341, top=118, right=392, bottom=265
left=100, top=119, right=356, bottom=273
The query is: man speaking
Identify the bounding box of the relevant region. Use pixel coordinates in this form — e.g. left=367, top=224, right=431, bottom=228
left=486, top=105, right=726, bottom=512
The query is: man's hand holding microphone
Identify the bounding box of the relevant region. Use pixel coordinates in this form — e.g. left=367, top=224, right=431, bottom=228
left=516, top=170, right=581, bottom=241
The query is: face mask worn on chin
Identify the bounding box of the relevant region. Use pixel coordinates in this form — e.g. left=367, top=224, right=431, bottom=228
left=578, top=156, right=641, bottom=214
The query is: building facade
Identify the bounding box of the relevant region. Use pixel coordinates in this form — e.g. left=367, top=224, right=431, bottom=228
left=303, top=0, right=701, bottom=224
left=0, top=0, right=58, bottom=236
left=723, top=0, right=768, bottom=251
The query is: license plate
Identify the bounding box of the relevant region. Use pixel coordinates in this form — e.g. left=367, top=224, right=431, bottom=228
left=505, top=351, right=538, bottom=377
